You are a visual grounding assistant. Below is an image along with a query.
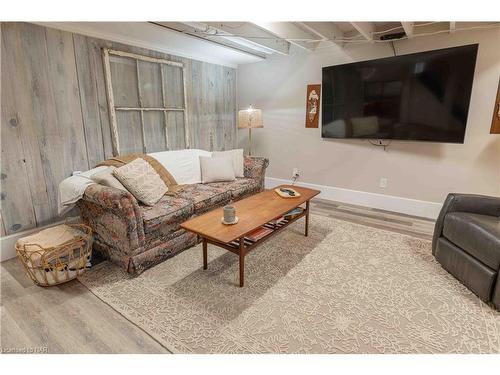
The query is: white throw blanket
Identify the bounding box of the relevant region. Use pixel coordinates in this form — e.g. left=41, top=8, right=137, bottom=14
left=149, top=149, right=212, bottom=184
left=57, top=166, right=109, bottom=215
left=57, top=149, right=213, bottom=216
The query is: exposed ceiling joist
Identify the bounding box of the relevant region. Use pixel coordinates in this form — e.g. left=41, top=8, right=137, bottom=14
left=298, top=22, right=344, bottom=46
left=205, top=22, right=291, bottom=55
left=252, top=22, right=320, bottom=51
left=152, top=22, right=268, bottom=59
left=449, top=22, right=456, bottom=32
left=401, top=22, right=414, bottom=38
left=350, top=22, right=375, bottom=41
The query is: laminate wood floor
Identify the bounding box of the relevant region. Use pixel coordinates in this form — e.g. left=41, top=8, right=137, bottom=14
left=311, top=198, right=435, bottom=241
left=1, top=199, right=435, bottom=353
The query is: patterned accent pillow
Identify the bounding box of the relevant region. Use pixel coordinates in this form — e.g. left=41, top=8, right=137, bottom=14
left=113, top=158, right=167, bottom=206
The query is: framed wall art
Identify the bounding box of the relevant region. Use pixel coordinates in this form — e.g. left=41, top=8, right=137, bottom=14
left=305, top=84, right=321, bottom=128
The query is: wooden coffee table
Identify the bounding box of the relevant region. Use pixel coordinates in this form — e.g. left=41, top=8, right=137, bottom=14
left=180, top=185, right=320, bottom=287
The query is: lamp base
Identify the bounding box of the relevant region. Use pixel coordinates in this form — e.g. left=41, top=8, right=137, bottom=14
left=248, top=127, right=252, bottom=156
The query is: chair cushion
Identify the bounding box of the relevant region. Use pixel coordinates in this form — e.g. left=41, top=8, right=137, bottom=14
left=141, top=195, right=194, bottom=235
left=443, top=212, right=500, bottom=270
left=207, top=178, right=260, bottom=200
left=435, top=237, right=497, bottom=302
left=177, top=184, right=231, bottom=214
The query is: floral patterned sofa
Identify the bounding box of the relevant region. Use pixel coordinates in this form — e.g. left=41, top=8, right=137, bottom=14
left=76, top=156, right=268, bottom=275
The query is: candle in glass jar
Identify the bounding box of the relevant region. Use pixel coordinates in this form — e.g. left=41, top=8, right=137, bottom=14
left=223, top=205, right=236, bottom=223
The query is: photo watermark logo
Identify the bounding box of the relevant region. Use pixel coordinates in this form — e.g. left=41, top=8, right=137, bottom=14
left=0, top=346, right=48, bottom=354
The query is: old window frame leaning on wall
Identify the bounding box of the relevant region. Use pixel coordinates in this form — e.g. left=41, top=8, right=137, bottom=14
left=102, top=48, right=190, bottom=156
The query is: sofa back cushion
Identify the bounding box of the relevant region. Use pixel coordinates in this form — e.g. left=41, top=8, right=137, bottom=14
left=148, top=149, right=212, bottom=184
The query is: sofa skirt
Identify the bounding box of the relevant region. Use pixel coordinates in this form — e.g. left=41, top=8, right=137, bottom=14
left=91, top=228, right=198, bottom=275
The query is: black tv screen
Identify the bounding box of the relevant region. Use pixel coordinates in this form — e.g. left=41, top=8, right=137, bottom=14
left=321, top=44, right=478, bottom=143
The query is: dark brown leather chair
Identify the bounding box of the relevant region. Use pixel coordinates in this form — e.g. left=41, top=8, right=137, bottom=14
left=432, top=193, right=500, bottom=310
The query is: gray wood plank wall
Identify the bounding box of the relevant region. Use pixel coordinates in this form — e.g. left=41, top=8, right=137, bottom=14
left=0, top=22, right=237, bottom=236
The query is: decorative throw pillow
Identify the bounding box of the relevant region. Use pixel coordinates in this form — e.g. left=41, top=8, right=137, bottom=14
left=113, top=158, right=167, bottom=206
left=199, top=156, right=236, bottom=183
left=91, top=167, right=128, bottom=192
left=212, top=149, right=244, bottom=177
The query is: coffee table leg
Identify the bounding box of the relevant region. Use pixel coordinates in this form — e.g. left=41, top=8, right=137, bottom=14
left=202, top=238, right=207, bottom=270
left=305, top=200, right=310, bottom=237
left=239, top=237, right=245, bottom=287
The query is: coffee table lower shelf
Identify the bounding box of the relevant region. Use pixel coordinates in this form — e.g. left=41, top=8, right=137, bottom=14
left=201, top=202, right=310, bottom=287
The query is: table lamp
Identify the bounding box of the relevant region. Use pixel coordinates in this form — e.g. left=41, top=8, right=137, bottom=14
left=238, top=105, right=263, bottom=156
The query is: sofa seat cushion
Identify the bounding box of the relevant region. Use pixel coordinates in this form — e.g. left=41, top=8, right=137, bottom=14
left=177, top=184, right=231, bottom=214
left=443, top=212, right=500, bottom=270
left=140, top=195, right=194, bottom=235
left=207, top=178, right=260, bottom=200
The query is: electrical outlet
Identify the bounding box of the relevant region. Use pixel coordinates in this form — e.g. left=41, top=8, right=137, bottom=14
left=292, top=168, right=299, bottom=178
left=379, top=177, right=388, bottom=189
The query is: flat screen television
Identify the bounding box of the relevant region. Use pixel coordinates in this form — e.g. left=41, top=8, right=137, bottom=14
left=321, top=44, right=478, bottom=143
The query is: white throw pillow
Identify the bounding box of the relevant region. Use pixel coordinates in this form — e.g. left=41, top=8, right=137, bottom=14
left=212, top=149, right=244, bottom=178
left=148, top=149, right=212, bottom=184
left=113, top=158, right=167, bottom=206
left=199, top=156, right=235, bottom=183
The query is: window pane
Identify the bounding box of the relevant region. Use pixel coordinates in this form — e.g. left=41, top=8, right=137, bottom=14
left=138, top=61, right=163, bottom=108
left=143, top=111, right=167, bottom=152
left=116, top=111, right=143, bottom=154
left=109, top=55, right=139, bottom=107
left=165, top=111, right=185, bottom=150
left=162, top=64, right=184, bottom=108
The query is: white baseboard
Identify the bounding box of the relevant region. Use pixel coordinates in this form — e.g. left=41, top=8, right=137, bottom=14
left=1, top=217, right=79, bottom=262
left=266, top=177, right=442, bottom=220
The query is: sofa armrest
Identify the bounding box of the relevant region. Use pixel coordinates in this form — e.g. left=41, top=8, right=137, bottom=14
left=76, top=184, right=145, bottom=253
left=244, top=156, right=269, bottom=179
left=244, top=156, right=269, bottom=190
left=432, top=193, right=500, bottom=254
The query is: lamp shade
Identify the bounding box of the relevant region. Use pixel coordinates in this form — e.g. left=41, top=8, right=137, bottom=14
left=238, top=108, right=263, bottom=129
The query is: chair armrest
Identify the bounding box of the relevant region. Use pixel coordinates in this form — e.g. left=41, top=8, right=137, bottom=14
left=432, top=193, right=500, bottom=254
left=76, top=184, right=145, bottom=252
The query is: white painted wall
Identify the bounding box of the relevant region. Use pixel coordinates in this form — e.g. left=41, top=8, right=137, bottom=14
left=237, top=28, right=500, bottom=208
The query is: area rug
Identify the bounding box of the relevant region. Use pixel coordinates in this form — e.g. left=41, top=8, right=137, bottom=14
left=78, top=215, right=500, bottom=353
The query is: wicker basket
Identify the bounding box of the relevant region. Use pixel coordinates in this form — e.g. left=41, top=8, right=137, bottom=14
left=15, top=223, right=93, bottom=286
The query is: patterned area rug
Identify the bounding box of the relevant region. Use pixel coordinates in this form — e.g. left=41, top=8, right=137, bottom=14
left=79, top=215, right=500, bottom=353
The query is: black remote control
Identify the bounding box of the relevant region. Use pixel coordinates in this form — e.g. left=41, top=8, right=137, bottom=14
left=280, top=188, right=296, bottom=196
